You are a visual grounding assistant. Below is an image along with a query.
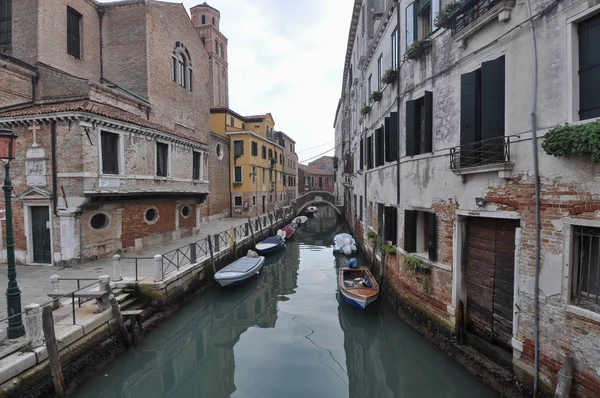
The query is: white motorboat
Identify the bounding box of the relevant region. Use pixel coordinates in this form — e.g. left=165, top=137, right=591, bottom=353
left=214, top=255, right=265, bottom=287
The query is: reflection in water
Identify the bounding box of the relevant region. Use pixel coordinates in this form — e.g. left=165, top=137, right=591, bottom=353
left=75, top=203, right=495, bottom=398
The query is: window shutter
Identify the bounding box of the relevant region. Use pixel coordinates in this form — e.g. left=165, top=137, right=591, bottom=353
left=578, top=14, right=600, bottom=120
left=359, top=138, right=364, bottom=169
left=384, top=207, right=398, bottom=243
left=460, top=70, right=480, bottom=166
left=404, top=210, right=417, bottom=252
left=375, top=127, right=384, bottom=166
left=384, top=116, right=391, bottom=162
left=405, top=100, right=418, bottom=156
left=481, top=56, right=505, bottom=163
left=389, top=111, right=398, bottom=161
left=427, top=212, right=437, bottom=262
left=423, top=91, right=433, bottom=153
left=367, top=136, right=373, bottom=169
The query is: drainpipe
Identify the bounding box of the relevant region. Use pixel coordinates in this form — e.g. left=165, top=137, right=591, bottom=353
left=524, top=0, right=540, bottom=394
left=97, top=7, right=105, bottom=81
left=396, top=0, right=401, bottom=206
left=51, top=121, right=58, bottom=217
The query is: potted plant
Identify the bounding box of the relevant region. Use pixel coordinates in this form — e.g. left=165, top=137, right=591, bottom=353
left=402, top=253, right=431, bottom=273
left=434, top=0, right=460, bottom=28
left=234, top=152, right=242, bottom=163
left=383, top=243, right=397, bottom=255
left=233, top=182, right=242, bottom=188
left=361, top=105, right=371, bottom=115
left=381, top=68, right=397, bottom=85
left=370, top=90, right=383, bottom=102
left=404, top=38, right=432, bottom=61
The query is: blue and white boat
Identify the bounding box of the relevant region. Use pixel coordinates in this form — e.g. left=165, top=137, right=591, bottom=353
left=255, top=230, right=286, bottom=255
left=333, top=233, right=357, bottom=255
left=338, top=266, right=379, bottom=309
left=214, top=255, right=265, bottom=287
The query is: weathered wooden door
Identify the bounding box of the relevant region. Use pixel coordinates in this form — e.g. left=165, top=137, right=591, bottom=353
left=465, top=217, right=518, bottom=349
left=31, top=206, right=51, bottom=264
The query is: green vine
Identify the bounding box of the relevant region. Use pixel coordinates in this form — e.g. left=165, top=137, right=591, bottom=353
left=370, top=91, right=383, bottom=102
left=403, top=254, right=431, bottom=274
left=367, top=231, right=377, bottom=240
left=383, top=243, right=397, bottom=254
left=541, top=120, right=600, bottom=162
left=421, top=276, right=429, bottom=294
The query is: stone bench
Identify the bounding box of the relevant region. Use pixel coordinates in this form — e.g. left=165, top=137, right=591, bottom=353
left=47, top=291, right=110, bottom=313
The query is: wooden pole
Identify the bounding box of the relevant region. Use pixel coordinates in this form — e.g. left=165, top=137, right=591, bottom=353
left=555, top=356, right=574, bottom=398
left=110, top=295, right=131, bottom=348
left=248, top=219, right=255, bottom=245
left=42, top=306, right=66, bottom=398
left=207, top=235, right=216, bottom=273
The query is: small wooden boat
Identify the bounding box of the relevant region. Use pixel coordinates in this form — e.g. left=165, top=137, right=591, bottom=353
left=304, top=206, right=318, bottom=214
left=281, top=223, right=297, bottom=238
left=292, top=216, right=308, bottom=225
left=255, top=230, right=286, bottom=255
left=214, top=255, right=265, bottom=287
left=338, top=266, right=379, bottom=309
left=333, top=233, right=357, bottom=255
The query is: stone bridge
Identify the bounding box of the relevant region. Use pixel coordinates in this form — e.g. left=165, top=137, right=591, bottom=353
left=295, top=191, right=342, bottom=215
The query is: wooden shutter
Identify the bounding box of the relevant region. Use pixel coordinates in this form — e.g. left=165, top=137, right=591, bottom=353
left=67, top=8, right=81, bottom=58
left=460, top=70, right=480, bottom=166
left=579, top=14, right=600, bottom=120
left=101, top=132, right=119, bottom=174
left=406, top=100, right=418, bottom=156
left=389, top=112, right=398, bottom=161
left=384, top=207, right=398, bottom=244
left=384, top=116, right=391, bottom=162
left=404, top=210, right=417, bottom=252
left=359, top=138, right=364, bottom=169
left=0, top=0, right=11, bottom=45
left=481, top=56, right=505, bottom=163
left=423, top=91, right=433, bottom=153
left=375, top=127, right=384, bottom=166
left=367, top=136, right=373, bottom=169
left=427, top=212, right=437, bottom=262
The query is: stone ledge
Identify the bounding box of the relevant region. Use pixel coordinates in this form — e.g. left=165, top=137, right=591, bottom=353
left=453, top=0, right=517, bottom=44
left=452, top=162, right=514, bottom=182
left=0, top=352, right=36, bottom=385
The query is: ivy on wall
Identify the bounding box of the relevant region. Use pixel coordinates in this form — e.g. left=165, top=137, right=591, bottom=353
left=541, top=120, right=600, bottom=162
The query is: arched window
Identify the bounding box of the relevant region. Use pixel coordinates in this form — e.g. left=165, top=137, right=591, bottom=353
left=212, top=17, right=215, bottom=25
left=172, top=43, right=193, bottom=91
left=219, top=44, right=223, bottom=58
left=201, top=15, right=205, bottom=24
left=215, top=41, right=219, bottom=56
left=178, top=53, right=186, bottom=87
left=201, top=37, right=206, bottom=46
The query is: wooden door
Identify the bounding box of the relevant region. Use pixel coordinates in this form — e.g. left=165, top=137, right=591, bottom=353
left=31, top=206, right=51, bottom=264
left=465, top=217, right=518, bottom=349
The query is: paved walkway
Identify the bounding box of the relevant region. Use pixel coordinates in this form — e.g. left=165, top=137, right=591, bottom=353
left=0, top=216, right=250, bottom=331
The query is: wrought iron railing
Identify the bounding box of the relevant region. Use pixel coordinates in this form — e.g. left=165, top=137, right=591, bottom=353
left=449, top=136, right=510, bottom=170
left=573, top=226, right=600, bottom=311
left=451, top=0, right=502, bottom=36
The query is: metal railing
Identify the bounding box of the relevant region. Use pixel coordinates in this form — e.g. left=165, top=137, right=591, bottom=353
left=573, top=226, right=600, bottom=311
left=451, top=0, right=502, bottom=36
left=120, top=257, right=155, bottom=281
left=449, top=136, right=510, bottom=170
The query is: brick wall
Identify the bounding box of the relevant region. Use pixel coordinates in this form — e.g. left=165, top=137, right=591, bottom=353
left=0, top=64, right=34, bottom=108
left=201, top=133, right=230, bottom=219
left=10, top=0, right=39, bottom=63
left=121, top=199, right=176, bottom=249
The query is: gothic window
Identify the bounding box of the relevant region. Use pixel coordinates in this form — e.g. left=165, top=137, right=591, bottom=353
left=178, top=53, right=186, bottom=87
left=201, top=15, right=205, bottom=24
left=67, top=7, right=81, bottom=58
left=172, top=43, right=193, bottom=91
left=0, top=0, right=11, bottom=45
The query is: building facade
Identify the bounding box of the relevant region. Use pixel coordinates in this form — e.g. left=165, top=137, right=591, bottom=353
left=276, top=131, right=298, bottom=206
left=298, top=165, right=334, bottom=194
left=308, top=155, right=335, bottom=171
left=335, top=0, right=600, bottom=395
left=0, top=0, right=219, bottom=265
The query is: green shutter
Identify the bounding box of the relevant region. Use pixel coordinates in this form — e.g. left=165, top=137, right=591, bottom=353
left=579, top=14, right=600, bottom=120
left=360, top=138, right=364, bottom=169
left=404, top=210, right=417, bottom=252
left=406, top=100, right=418, bottom=156
left=384, top=116, right=391, bottom=162
left=481, top=56, right=505, bottom=163
left=460, top=70, right=480, bottom=167
left=376, top=127, right=384, bottom=166
left=428, top=212, right=437, bottom=262
left=367, top=136, right=373, bottom=169
left=423, top=91, right=433, bottom=153
left=419, top=0, right=431, bottom=14
left=389, top=111, right=399, bottom=161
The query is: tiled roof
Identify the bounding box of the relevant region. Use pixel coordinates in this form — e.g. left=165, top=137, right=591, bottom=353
left=0, top=101, right=206, bottom=145
left=298, top=164, right=334, bottom=176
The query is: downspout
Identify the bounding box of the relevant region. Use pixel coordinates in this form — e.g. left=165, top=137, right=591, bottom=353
left=51, top=121, right=58, bottom=217
left=524, top=0, right=540, bottom=394
left=97, top=8, right=105, bottom=81
left=396, top=0, right=401, bottom=206
left=31, top=73, right=37, bottom=102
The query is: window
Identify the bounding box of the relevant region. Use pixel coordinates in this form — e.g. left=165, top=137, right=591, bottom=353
left=460, top=56, right=505, bottom=166
left=234, top=196, right=243, bottom=207
left=178, top=53, right=186, bottom=87
left=377, top=54, right=383, bottom=90
left=571, top=226, right=600, bottom=312
left=366, top=136, right=373, bottom=169
left=269, top=169, right=273, bottom=182
left=579, top=14, right=600, bottom=120
left=201, top=14, right=205, bottom=24
left=361, top=4, right=365, bottom=37
left=216, top=143, right=223, bottom=160
left=219, top=44, right=224, bottom=58
left=404, top=210, right=437, bottom=261
left=262, top=145, right=267, bottom=159
left=252, top=195, right=256, bottom=206
left=325, top=177, right=329, bottom=185
left=304, top=176, right=310, bottom=185
left=100, top=131, right=120, bottom=174
left=368, top=74, right=372, bottom=98
left=90, top=213, right=109, bottom=230
left=156, top=142, right=169, bottom=177
left=406, top=92, right=433, bottom=156
left=230, top=116, right=235, bottom=126
left=359, top=196, right=363, bottom=221
left=233, top=140, right=244, bottom=155
left=145, top=207, right=159, bottom=224
left=384, top=207, right=398, bottom=244
left=212, top=16, right=215, bottom=25
left=268, top=148, right=273, bottom=160
left=67, top=7, right=81, bottom=58
left=181, top=205, right=191, bottom=218
left=359, top=138, right=364, bottom=170
left=385, top=112, right=399, bottom=162
left=418, top=1, right=431, bottom=40
left=406, top=3, right=415, bottom=47
left=201, top=37, right=206, bottom=46
left=193, top=151, right=202, bottom=180
left=279, top=153, right=283, bottom=164
left=375, top=126, right=384, bottom=167
left=233, top=165, right=242, bottom=183
left=252, top=166, right=256, bottom=182
left=391, top=28, right=398, bottom=69
left=319, top=177, right=323, bottom=187
left=242, top=123, right=246, bottom=129
left=172, top=44, right=193, bottom=90
left=251, top=141, right=258, bottom=156
left=0, top=0, right=11, bottom=45
left=431, top=0, right=441, bottom=31
left=262, top=168, right=265, bottom=183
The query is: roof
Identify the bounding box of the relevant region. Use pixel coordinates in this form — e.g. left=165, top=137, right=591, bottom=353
left=298, top=164, right=334, bottom=176
left=211, top=107, right=275, bottom=125
left=0, top=101, right=206, bottom=145
left=190, top=2, right=220, bottom=15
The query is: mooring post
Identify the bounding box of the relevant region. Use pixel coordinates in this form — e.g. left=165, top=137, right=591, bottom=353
left=154, top=254, right=164, bottom=282
left=24, top=303, right=43, bottom=348
left=112, top=254, right=122, bottom=282
left=207, top=235, right=216, bottom=274
left=248, top=219, right=255, bottom=245
left=49, top=275, right=61, bottom=310
left=555, top=356, right=574, bottom=398
left=42, top=305, right=66, bottom=398
left=109, top=294, right=131, bottom=348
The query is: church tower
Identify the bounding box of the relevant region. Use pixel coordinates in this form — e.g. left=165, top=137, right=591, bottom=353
left=191, top=3, right=229, bottom=107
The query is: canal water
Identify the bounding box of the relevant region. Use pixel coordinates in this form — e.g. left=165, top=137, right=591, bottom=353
left=74, top=204, right=497, bottom=398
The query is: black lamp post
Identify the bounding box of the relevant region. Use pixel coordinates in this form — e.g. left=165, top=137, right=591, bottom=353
left=0, top=129, right=24, bottom=339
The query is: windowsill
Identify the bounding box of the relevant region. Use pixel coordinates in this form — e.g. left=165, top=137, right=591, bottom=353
left=451, top=162, right=513, bottom=181
left=453, top=0, right=516, bottom=44
left=565, top=304, right=600, bottom=324
left=402, top=151, right=435, bottom=161
left=398, top=248, right=452, bottom=271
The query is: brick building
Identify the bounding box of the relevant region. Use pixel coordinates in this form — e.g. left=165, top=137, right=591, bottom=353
left=308, top=155, right=335, bottom=171
left=276, top=131, right=298, bottom=206
left=298, top=164, right=334, bottom=194
left=0, top=0, right=222, bottom=265
left=335, top=0, right=600, bottom=395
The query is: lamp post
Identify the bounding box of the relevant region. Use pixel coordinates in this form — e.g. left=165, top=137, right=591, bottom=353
left=0, top=129, right=23, bottom=339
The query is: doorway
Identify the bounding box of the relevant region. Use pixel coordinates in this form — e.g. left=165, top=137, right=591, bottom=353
left=31, top=206, right=51, bottom=263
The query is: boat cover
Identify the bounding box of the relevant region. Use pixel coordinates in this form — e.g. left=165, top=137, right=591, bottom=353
left=218, top=257, right=262, bottom=273
left=261, top=236, right=283, bottom=244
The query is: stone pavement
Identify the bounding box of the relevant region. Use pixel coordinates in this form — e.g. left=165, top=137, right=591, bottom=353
left=0, top=216, right=249, bottom=333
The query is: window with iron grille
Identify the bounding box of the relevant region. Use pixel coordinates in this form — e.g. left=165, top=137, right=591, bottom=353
left=156, top=142, right=169, bottom=177
left=0, top=0, right=11, bottom=45
left=572, top=226, right=600, bottom=313
left=67, top=7, right=82, bottom=58
left=100, top=131, right=120, bottom=174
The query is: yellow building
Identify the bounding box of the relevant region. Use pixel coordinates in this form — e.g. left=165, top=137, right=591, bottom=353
left=210, top=107, right=286, bottom=217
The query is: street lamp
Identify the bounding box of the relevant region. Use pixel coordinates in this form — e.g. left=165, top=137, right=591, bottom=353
left=0, top=129, right=23, bottom=339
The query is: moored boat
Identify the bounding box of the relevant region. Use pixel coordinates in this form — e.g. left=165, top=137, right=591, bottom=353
left=292, top=216, right=308, bottom=225
left=214, top=254, right=265, bottom=288
left=281, top=223, right=297, bottom=238
left=304, top=206, right=318, bottom=214
left=333, top=233, right=357, bottom=255
left=338, top=266, right=379, bottom=309
left=255, top=230, right=286, bottom=255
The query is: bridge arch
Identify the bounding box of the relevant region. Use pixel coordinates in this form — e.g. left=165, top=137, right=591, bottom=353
left=295, top=191, right=341, bottom=215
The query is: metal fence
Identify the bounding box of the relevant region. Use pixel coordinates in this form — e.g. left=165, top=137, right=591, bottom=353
left=573, top=226, right=600, bottom=310
left=449, top=136, right=510, bottom=170
left=451, top=0, right=502, bottom=36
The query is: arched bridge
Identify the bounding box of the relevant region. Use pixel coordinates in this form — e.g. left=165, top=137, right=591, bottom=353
left=295, top=191, right=342, bottom=215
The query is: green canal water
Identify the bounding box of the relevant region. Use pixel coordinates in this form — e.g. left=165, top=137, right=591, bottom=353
left=74, top=204, right=497, bottom=398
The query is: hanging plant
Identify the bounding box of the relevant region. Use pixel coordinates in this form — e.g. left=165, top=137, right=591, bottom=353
left=370, top=91, right=383, bottom=102
left=383, top=243, right=397, bottom=255
left=367, top=231, right=377, bottom=240
left=233, top=182, right=242, bottom=187
left=361, top=105, right=372, bottom=116
left=381, top=69, right=397, bottom=85
left=420, top=276, right=430, bottom=294
left=404, top=39, right=432, bottom=61
left=434, top=0, right=460, bottom=28
left=541, top=120, right=600, bottom=162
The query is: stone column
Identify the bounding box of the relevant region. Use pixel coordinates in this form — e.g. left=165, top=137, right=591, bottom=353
left=59, top=214, right=80, bottom=267
left=154, top=254, right=163, bottom=282
left=112, top=254, right=122, bottom=282
left=24, top=304, right=44, bottom=348
left=50, top=275, right=61, bottom=309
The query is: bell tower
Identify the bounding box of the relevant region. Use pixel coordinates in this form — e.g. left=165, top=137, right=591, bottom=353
left=191, top=2, right=229, bottom=107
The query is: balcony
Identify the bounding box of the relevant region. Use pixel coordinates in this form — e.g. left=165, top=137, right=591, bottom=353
left=449, top=136, right=513, bottom=180
left=82, top=176, right=209, bottom=199
left=451, top=0, right=516, bottom=41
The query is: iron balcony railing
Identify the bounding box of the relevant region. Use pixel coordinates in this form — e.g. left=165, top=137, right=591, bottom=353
left=449, top=136, right=510, bottom=170
left=451, top=0, right=502, bottom=36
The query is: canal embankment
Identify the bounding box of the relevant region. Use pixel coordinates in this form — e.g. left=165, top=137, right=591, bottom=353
left=0, top=207, right=296, bottom=398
